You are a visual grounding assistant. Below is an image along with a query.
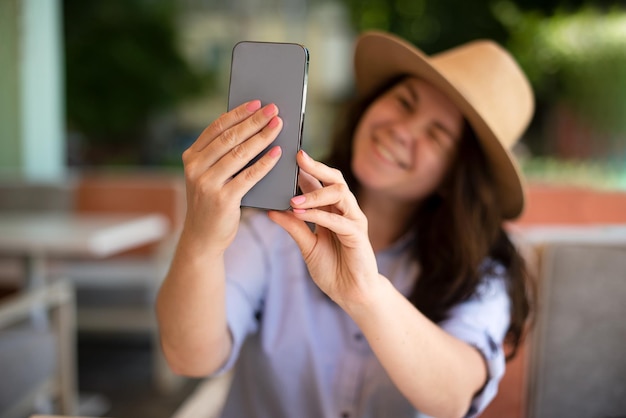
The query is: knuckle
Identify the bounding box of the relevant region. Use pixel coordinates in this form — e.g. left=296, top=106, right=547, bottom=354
left=242, top=166, right=259, bottom=184
left=257, top=126, right=273, bottom=141
left=182, top=148, right=192, bottom=164
left=253, top=109, right=270, bottom=125
left=304, top=190, right=318, bottom=204
left=242, top=155, right=272, bottom=183
left=334, top=183, right=348, bottom=194
left=230, top=143, right=248, bottom=161
left=238, top=105, right=252, bottom=119
left=220, top=128, right=238, bottom=147
left=210, top=117, right=226, bottom=136
left=330, top=167, right=344, bottom=181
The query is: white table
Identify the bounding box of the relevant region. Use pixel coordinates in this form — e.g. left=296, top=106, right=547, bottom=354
left=0, top=211, right=169, bottom=289
left=0, top=211, right=172, bottom=413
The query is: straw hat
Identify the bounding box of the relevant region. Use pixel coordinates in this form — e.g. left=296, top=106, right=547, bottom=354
left=354, top=31, right=534, bottom=219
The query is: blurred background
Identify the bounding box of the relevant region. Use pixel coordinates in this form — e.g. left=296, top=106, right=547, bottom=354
left=2, top=0, right=626, bottom=417
left=2, top=0, right=626, bottom=183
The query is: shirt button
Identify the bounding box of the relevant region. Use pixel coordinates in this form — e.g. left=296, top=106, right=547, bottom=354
left=353, top=333, right=364, bottom=342
left=341, top=412, right=350, bottom=418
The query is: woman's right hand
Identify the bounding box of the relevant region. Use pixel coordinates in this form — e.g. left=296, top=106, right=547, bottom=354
left=180, top=100, right=283, bottom=253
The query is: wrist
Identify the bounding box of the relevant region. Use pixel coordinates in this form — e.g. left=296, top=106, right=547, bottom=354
left=339, top=274, right=393, bottom=318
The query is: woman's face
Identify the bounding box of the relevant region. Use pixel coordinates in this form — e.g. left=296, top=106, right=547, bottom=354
left=351, top=77, right=464, bottom=203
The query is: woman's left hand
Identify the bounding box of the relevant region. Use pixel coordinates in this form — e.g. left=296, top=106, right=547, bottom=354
left=268, top=150, right=381, bottom=307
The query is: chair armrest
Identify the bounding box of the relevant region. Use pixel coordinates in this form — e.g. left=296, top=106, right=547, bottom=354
left=0, top=280, right=74, bottom=329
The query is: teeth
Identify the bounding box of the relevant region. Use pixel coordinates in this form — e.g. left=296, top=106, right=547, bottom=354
left=375, top=142, right=401, bottom=166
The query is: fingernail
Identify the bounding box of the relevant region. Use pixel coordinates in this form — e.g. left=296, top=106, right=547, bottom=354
left=268, top=146, right=281, bottom=158
left=246, top=100, right=261, bottom=112
left=292, top=208, right=306, bottom=214
left=300, top=150, right=310, bottom=160
left=291, top=195, right=306, bottom=205
left=263, top=104, right=277, bottom=117
left=268, top=116, right=281, bottom=129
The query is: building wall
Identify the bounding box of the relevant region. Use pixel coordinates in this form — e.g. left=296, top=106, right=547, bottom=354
left=0, top=0, right=65, bottom=180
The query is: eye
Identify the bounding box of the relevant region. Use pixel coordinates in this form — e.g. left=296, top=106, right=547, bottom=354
left=396, top=94, right=413, bottom=111
left=427, top=127, right=444, bottom=147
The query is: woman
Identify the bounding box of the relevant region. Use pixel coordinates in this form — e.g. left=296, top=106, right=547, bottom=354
left=157, top=31, right=535, bottom=418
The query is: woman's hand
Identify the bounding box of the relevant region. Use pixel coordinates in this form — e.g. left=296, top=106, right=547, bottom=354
left=268, top=151, right=381, bottom=307
left=181, top=100, right=283, bottom=253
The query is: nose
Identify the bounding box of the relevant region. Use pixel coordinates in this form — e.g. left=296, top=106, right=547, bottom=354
left=388, top=118, right=430, bottom=147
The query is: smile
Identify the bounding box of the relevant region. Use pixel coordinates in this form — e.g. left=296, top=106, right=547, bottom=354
left=373, top=140, right=410, bottom=169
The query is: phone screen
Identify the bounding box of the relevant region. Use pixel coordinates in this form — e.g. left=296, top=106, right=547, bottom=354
left=227, top=41, right=309, bottom=211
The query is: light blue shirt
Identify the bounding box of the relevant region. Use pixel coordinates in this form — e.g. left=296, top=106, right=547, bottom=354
left=216, top=209, right=510, bottom=418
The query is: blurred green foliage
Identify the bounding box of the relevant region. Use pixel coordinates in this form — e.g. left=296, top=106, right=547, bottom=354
left=64, top=0, right=210, bottom=146
left=340, top=0, right=607, bottom=53
left=64, top=0, right=626, bottom=169
left=496, top=3, right=626, bottom=136
left=522, top=156, right=626, bottom=189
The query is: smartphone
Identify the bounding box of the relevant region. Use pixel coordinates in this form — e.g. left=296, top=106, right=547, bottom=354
left=227, top=41, right=309, bottom=211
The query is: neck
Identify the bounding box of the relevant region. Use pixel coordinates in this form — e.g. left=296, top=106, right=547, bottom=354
left=358, top=189, right=416, bottom=252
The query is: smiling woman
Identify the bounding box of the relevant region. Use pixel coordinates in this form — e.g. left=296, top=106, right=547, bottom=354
left=351, top=77, right=463, bottom=202
left=156, top=30, right=535, bottom=418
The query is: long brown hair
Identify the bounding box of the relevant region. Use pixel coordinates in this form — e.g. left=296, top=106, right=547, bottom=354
left=324, top=78, right=534, bottom=359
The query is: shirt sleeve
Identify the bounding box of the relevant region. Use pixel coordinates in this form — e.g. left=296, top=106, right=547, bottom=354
left=213, top=210, right=272, bottom=374
left=437, top=262, right=511, bottom=417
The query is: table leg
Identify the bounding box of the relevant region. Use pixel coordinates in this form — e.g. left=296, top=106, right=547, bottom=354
left=22, top=252, right=49, bottom=328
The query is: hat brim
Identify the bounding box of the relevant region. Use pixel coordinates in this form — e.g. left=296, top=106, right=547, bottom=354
left=354, top=32, right=525, bottom=219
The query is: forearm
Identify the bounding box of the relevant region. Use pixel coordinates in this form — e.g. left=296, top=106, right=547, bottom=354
left=156, top=233, right=231, bottom=377
left=343, top=276, right=487, bottom=418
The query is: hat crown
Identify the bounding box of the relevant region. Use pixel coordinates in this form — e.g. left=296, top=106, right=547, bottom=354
left=431, top=41, right=534, bottom=150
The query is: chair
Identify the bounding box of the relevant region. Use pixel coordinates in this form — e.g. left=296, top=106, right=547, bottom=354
left=526, top=242, right=626, bottom=417
left=171, top=370, right=234, bottom=418
left=0, top=280, right=77, bottom=418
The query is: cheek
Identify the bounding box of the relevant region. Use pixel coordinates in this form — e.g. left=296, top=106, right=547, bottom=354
left=351, top=119, right=374, bottom=171
left=400, top=154, right=454, bottom=199
left=350, top=141, right=376, bottom=186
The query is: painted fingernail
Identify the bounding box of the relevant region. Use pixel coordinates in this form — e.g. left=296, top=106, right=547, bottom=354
left=268, top=116, right=281, bottom=129
left=263, top=104, right=278, bottom=117
left=268, top=146, right=282, bottom=158
left=292, top=208, right=306, bottom=214
left=246, top=100, right=261, bottom=112
left=291, top=195, right=306, bottom=205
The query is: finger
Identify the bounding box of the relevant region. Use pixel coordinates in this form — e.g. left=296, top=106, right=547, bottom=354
left=267, top=210, right=316, bottom=255
left=297, top=150, right=346, bottom=186
left=199, top=103, right=280, bottom=167
left=225, top=143, right=284, bottom=200
left=183, top=104, right=282, bottom=179
left=291, top=208, right=361, bottom=242
left=190, top=100, right=262, bottom=153
left=297, top=168, right=323, bottom=195
left=290, top=183, right=358, bottom=217
left=214, top=116, right=283, bottom=184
